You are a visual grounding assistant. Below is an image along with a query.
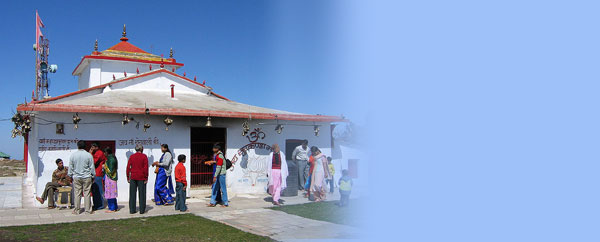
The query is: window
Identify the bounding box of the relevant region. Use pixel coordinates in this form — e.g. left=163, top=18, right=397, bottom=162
left=348, top=159, right=359, bottom=178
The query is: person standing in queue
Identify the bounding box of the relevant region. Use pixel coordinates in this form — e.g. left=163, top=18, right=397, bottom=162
left=152, top=144, right=175, bottom=206
left=127, top=144, right=149, bottom=214
left=69, top=140, right=95, bottom=215
left=103, top=147, right=119, bottom=213
left=175, top=154, right=188, bottom=212
left=90, top=143, right=106, bottom=210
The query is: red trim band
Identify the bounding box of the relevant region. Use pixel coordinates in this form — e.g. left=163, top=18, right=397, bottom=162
left=72, top=55, right=184, bottom=75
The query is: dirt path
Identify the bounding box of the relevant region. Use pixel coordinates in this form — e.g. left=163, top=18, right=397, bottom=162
left=0, top=160, right=25, bottom=177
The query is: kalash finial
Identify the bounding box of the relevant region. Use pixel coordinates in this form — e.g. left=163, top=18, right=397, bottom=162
left=92, top=39, right=101, bottom=55
left=169, top=48, right=173, bottom=58
left=120, top=24, right=128, bottom=41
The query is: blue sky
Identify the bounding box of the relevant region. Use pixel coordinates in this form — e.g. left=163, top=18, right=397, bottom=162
left=0, top=1, right=360, bottom=159
left=364, top=1, right=600, bottom=241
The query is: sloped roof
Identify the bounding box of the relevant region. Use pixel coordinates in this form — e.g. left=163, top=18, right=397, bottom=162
left=106, top=39, right=149, bottom=54
left=0, top=152, right=10, bottom=158
left=100, top=38, right=164, bottom=62
left=39, top=90, right=299, bottom=116
left=73, top=36, right=182, bottom=75
left=40, top=69, right=218, bottom=103
left=18, top=69, right=345, bottom=122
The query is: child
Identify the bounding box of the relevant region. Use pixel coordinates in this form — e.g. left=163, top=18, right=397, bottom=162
left=175, top=154, right=188, bottom=212
left=338, top=169, right=353, bottom=207
left=304, top=155, right=315, bottom=199
left=327, top=157, right=335, bottom=194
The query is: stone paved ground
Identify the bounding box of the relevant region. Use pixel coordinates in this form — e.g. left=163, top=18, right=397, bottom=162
left=199, top=208, right=359, bottom=241
left=0, top=178, right=362, bottom=241
left=0, top=177, right=22, bottom=209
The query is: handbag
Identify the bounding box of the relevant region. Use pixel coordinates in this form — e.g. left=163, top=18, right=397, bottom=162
left=155, top=153, right=164, bottom=174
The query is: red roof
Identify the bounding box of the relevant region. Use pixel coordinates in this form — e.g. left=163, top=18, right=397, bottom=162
left=106, top=40, right=149, bottom=54
left=72, top=37, right=183, bottom=75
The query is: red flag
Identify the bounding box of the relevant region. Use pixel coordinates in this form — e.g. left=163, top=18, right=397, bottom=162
left=36, top=10, right=44, bottom=50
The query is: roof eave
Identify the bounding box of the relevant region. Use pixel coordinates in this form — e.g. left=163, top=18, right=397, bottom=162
left=16, top=104, right=348, bottom=122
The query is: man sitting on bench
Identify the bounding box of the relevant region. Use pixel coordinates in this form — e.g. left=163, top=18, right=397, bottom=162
left=36, top=158, right=72, bottom=209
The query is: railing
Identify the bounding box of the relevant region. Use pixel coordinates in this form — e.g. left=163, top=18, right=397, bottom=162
left=190, top=154, right=212, bottom=185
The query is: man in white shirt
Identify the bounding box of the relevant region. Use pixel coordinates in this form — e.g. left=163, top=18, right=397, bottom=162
left=292, top=140, right=310, bottom=191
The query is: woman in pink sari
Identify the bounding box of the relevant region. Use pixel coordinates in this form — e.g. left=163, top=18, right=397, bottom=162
left=309, top=146, right=330, bottom=202
left=103, top=147, right=118, bottom=212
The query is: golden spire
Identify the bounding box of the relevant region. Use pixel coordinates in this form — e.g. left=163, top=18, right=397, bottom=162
left=120, top=24, right=129, bottom=41
left=169, top=48, right=173, bottom=58
left=94, top=39, right=98, bottom=51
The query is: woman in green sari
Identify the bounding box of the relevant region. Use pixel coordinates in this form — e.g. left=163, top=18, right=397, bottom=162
left=103, top=147, right=118, bottom=212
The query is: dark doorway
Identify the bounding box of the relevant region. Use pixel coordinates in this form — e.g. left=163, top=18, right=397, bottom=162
left=83, top=140, right=116, bottom=155
left=285, top=139, right=304, bottom=159
left=282, top=139, right=304, bottom=197
left=190, top=127, right=226, bottom=187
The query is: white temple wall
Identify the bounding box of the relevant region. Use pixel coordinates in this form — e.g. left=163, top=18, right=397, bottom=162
left=109, top=73, right=207, bottom=94
left=76, top=59, right=181, bottom=90
left=28, top=111, right=333, bottom=206
left=77, top=66, right=91, bottom=90
left=31, top=112, right=190, bottom=206
left=213, top=118, right=332, bottom=194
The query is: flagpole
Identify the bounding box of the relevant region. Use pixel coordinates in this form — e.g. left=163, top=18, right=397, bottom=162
left=35, top=10, right=38, bottom=101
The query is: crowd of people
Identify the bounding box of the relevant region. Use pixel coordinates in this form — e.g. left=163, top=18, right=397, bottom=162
left=36, top=139, right=353, bottom=214
left=270, top=139, right=353, bottom=206
left=36, top=141, right=189, bottom=214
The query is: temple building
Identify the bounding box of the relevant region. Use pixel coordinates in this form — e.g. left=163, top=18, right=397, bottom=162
left=15, top=27, right=356, bottom=205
